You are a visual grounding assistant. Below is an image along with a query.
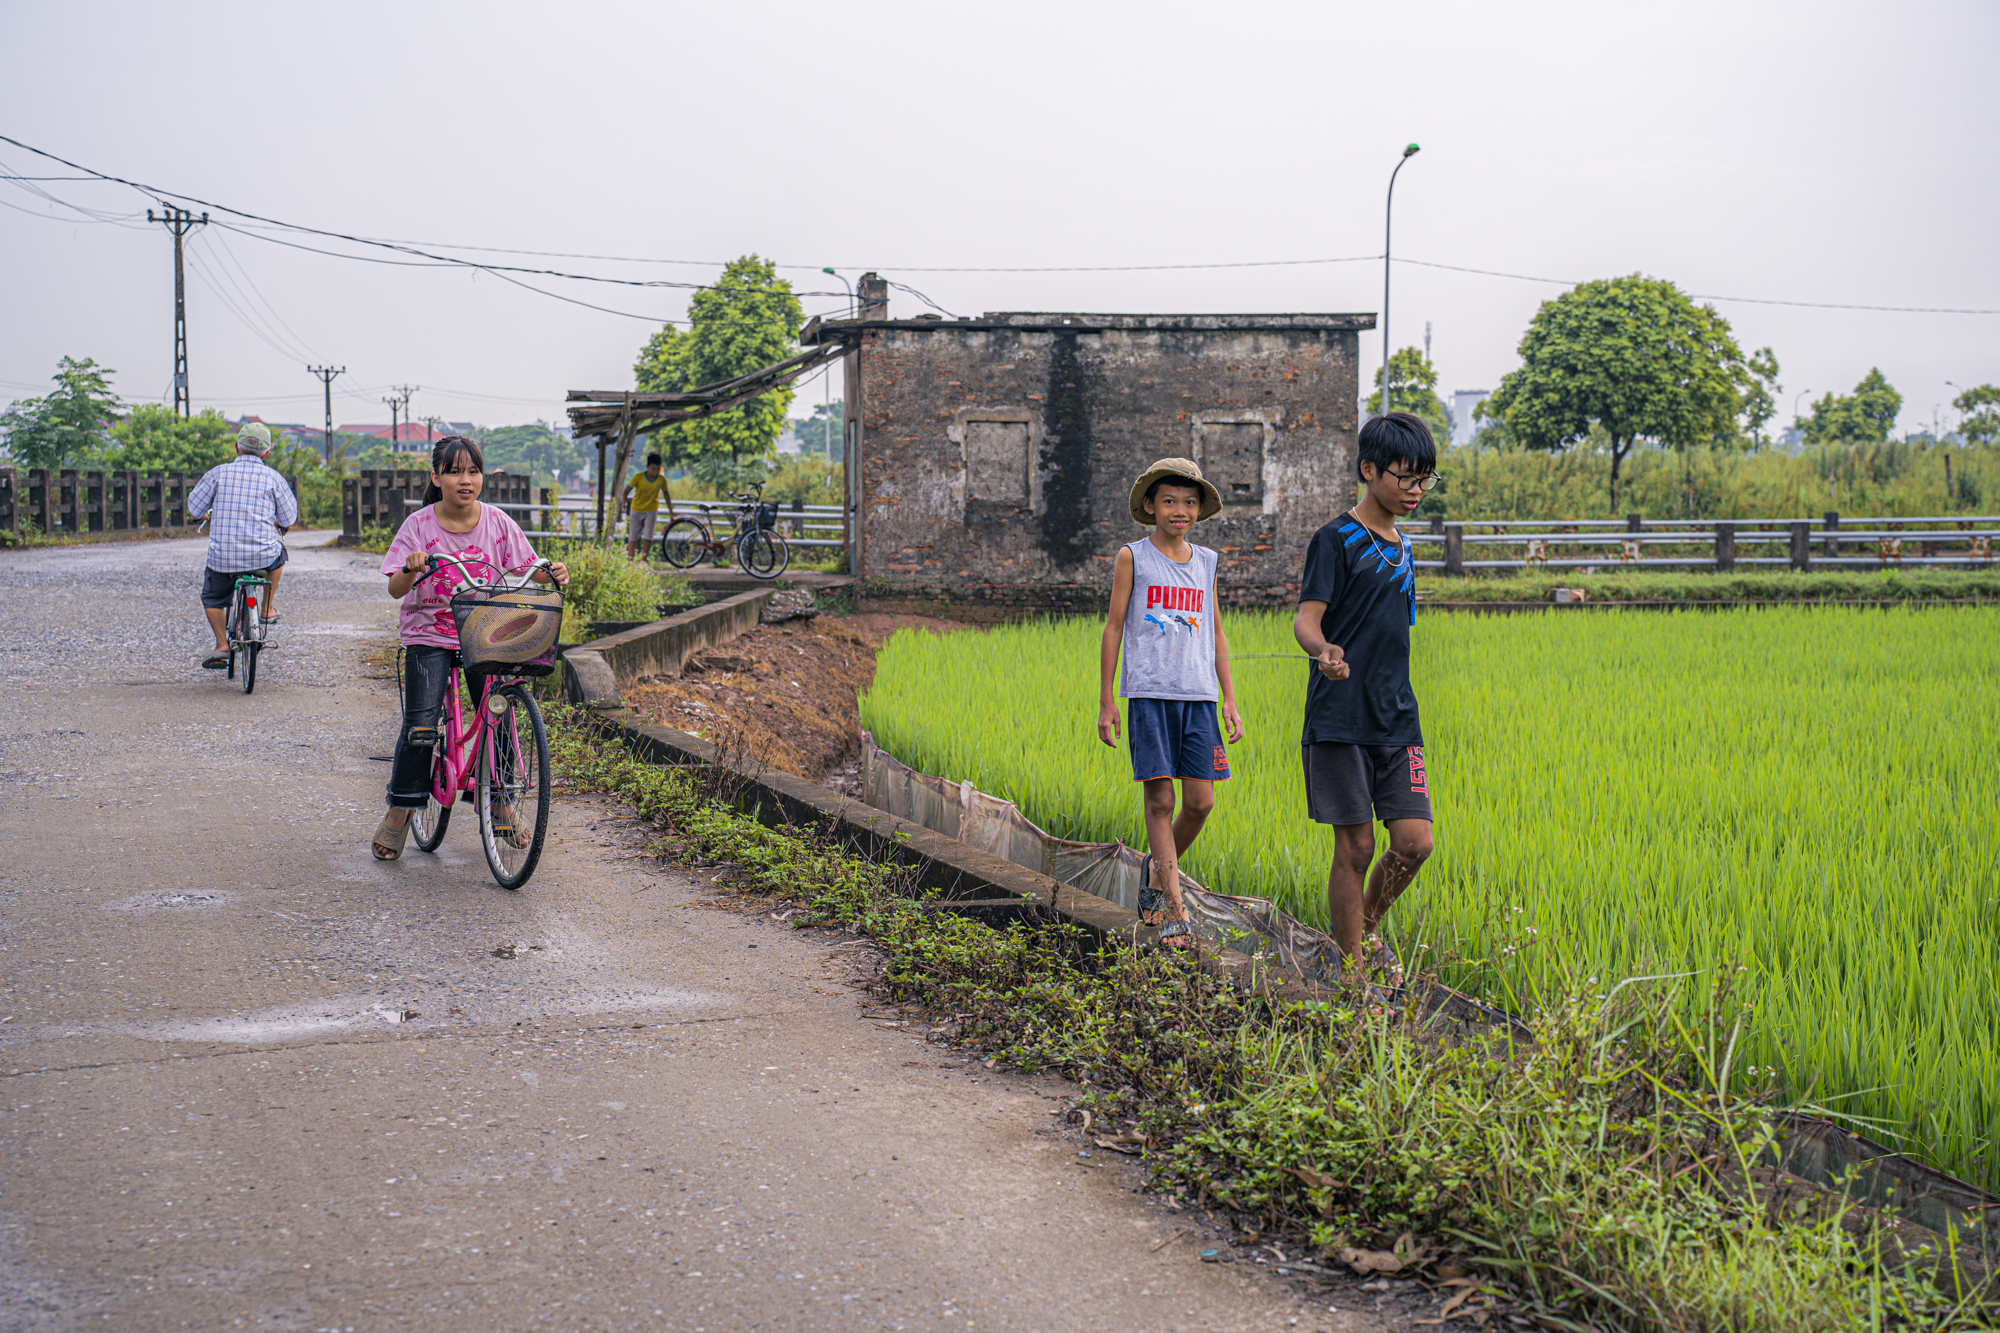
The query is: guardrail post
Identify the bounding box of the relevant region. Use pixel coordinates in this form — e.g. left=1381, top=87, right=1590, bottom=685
left=1715, top=521, right=1736, bottom=572
left=1627, top=512, right=1643, bottom=533
left=1823, top=511, right=1839, bottom=560
left=1789, top=521, right=1810, bottom=571
left=1444, top=523, right=1464, bottom=576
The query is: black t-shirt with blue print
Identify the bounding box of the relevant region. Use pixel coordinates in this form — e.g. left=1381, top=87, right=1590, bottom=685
left=1298, top=512, right=1421, bottom=747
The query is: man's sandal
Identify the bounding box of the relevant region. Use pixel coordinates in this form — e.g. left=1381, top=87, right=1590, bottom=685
left=201, top=653, right=229, bottom=670
left=372, top=818, right=410, bottom=861
left=1138, top=853, right=1165, bottom=924
left=1158, top=919, right=1195, bottom=950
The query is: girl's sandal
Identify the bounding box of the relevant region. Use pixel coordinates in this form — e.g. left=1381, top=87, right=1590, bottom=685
left=372, top=818, right=410, bottom=861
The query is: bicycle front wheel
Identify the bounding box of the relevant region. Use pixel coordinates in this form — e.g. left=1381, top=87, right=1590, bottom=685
left=477, top=683, right=550, bottom=890
left=738, top=529, right=789, bottom=580
left=410, top=744, right=451, bottom=852
left=659, top=517, right=710, bottom=569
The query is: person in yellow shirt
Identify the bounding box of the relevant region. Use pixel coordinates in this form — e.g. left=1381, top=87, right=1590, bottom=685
left=622, top=451, right=671, bottom=560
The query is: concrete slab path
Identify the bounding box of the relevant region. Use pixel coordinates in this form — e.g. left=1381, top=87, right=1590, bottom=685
left=0, top=534, right=1389, bottom=1332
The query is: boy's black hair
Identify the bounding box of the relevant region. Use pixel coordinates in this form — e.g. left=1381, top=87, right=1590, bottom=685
left=423, top=435, right=484, bottom=504
left=1357, top=411, right=1437, bottom=481
left=646, top=451, right=662, bottom=467
left=1144, top=475, right=1204, bottom=507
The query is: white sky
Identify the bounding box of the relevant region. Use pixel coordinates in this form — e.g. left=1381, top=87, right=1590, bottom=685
left=3, top=0, right=1996, bottom=436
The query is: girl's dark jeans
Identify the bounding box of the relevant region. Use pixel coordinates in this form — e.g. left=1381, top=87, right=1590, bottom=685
left=387, top=644, right=458, bottom=808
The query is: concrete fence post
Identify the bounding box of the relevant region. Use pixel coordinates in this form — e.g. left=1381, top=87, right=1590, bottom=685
left=1789, top=521, right=1811, bottom=571
left=1444, top=523, right=1464, bottom=576
left=1823, top=511, right=1840, bottom=560
left=1715, top=522, right=1736, bottom=572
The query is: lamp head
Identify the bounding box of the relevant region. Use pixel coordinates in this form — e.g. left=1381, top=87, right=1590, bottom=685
left=822, top=266, right=837, bottom=275
left=1403, top=143, right=1421, bottom=157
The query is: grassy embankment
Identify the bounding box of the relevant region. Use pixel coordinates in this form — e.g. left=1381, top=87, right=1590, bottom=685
left=549, top=715, right=1994, bottom=1332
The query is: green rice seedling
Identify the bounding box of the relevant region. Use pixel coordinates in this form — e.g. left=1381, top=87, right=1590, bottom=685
left=860, top=606, right=2000, bottom=1191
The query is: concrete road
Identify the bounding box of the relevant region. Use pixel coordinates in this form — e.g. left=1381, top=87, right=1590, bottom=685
left=0, top=535, right=1376, bottom=1332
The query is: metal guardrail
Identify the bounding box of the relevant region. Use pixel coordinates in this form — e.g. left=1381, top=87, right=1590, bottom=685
left=1410, top=514, right=2000, bottom=573
left=484, top=497, right=846, bottom=547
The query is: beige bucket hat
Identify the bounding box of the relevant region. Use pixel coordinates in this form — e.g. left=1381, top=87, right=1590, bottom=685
left=1128, top=457, right=1223, bottom=525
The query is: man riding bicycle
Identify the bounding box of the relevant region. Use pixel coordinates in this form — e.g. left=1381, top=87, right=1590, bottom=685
left=187, top=422, right=298, bottom=670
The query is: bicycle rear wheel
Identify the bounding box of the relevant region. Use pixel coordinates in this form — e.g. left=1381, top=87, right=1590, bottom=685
left=738, top=529, right=789, bottom=579
left=659, top=517, right=710, bottom=569
left=241, top=641, right=259, bottom=694
left=476, top=683, right=550, bottom=890
left=410, top=744, right=451, bottom=852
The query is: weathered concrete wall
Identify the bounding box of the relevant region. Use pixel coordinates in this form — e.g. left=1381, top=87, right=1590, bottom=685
left=832, top=308, right=1370, bottom=609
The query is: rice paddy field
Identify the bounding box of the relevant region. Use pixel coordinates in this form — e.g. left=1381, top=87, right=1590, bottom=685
left=860, top=606, right=2000, bottom=1192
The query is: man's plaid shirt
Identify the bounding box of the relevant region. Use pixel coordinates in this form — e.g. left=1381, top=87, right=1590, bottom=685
left=188, top=455, right=299, bottom=572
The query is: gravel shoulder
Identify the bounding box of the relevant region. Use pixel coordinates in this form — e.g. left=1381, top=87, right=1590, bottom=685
left=0, top=535, right=1383, bottom=1331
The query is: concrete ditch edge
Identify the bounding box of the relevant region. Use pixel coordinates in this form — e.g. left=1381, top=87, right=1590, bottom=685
left=582, top=707, right=1312, bottom=1000
left=562, top=588, right=774, bottom=709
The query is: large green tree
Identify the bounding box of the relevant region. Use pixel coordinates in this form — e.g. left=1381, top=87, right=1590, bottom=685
left=105, top=405, right=235, bottom=473
left=1801, top=369, right=1901, bottom=444
left=1955, top=382, right=2000, bottom=446
left=1739, top=346, right=1781, bottom=444
left=1, top=356, right=124, bottom=469
left=634, top=256, right=803, bottom=489
left=1364, top=346, right=1453, bottom=446
left=1482, top=276, right=1748, bottom=513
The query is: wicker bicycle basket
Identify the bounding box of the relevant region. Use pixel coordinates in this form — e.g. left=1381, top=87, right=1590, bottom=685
left=451, top=584, right=563, bottom=677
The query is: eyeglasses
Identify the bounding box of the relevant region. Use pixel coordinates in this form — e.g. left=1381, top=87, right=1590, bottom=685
left=1383, top=467, right=1443, bottom=493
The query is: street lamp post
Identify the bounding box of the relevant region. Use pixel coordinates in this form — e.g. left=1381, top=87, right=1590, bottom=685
left=1381, top=143, right=1420, bottom=417
left=822, top=267, right=855, bottom=320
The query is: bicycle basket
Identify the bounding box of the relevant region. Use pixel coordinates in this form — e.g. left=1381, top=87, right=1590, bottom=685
left=754, top=501, right=778, bottom=531
left=452, top=585, right=563, bottom=677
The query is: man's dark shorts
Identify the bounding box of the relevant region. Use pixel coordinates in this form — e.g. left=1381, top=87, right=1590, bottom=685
left=201, top=547, right=288, bottom=609
left=1303, top=742, right=1432, bottom=825
left=1128, top=698, right=1231, bottom=783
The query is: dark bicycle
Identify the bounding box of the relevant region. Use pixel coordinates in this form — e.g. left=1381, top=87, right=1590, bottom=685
left=657, top=482, right=790, bottom=579
left=223, top=569, right=273, bottom=694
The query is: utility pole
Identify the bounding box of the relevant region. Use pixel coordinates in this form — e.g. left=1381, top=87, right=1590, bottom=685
left=307, top=366, right=344, bottom=464
left=382, top=395, right=402, bottom=454
left=392, top=385, right=419, bottom=454
left=148, top=208, right=209, bottom=417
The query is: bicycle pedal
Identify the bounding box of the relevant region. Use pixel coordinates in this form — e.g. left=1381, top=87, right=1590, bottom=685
left=407, top=727, right=440, bottom=747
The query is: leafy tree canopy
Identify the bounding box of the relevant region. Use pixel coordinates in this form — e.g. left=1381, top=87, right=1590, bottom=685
left=104, top=405, right=235, bottom=473
left=1482, top=275, right=1748, bottom=511
left=1740, top=346, right=1781, bottom=444
left=634, top=256, right=803, bottom=490
left=1365, top=347, right=1453, bottom=447
left=1, top=356, right=124, bottom=470
left=1801, top=369, right=1901, bottom=445
left=1951, top=382, right=1999, bottom=446
left=479, top=422, right=589, bottom=483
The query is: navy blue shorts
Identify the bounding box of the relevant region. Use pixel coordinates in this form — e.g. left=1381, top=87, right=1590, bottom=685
left=1127, top=698, right=1231, bottom=783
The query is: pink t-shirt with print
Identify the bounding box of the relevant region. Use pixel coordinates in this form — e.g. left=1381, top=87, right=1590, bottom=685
left=381, top=503, right=539, bottom=649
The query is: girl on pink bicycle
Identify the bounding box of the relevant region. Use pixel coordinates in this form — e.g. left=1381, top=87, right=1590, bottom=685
left=372, top=436, right=569, bottom=862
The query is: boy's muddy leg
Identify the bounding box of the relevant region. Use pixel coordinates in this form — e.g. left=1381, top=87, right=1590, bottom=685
left=1327, top=823, right=1376, bottom=958
left=1362, top=818, right=1433, bottom=935
left=1141, top=778, right=1192, bottom=942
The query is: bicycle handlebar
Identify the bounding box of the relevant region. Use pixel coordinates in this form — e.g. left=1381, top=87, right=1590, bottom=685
left=422, top=552, right=555, bottom=593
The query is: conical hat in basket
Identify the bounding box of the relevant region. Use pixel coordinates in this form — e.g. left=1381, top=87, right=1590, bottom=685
left=455, top=586, right=563, bottom=666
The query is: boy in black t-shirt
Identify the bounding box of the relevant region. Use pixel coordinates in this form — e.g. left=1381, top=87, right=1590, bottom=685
left=1293, top=412, right=1440, bottom=978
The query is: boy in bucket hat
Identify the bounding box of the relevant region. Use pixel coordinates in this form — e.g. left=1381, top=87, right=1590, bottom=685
left=1097, top=458, right=1244, bottom=949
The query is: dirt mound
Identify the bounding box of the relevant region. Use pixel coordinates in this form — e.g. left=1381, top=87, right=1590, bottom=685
left=622, top=612, right=973, bottom=784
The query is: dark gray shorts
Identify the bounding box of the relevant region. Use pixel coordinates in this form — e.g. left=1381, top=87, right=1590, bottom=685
left=1303, top=742, right=1432, bottom=826
left=200, top=547, right=287, bottom=608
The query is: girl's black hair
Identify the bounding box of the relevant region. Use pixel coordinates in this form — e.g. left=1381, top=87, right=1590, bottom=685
left=1357, top=411, right=1437, bottom=480
left=423, top=435, right=485, bottom=504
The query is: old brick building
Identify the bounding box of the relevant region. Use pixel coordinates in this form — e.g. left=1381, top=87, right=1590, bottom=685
left=808, top=274, right=1372, bottom=610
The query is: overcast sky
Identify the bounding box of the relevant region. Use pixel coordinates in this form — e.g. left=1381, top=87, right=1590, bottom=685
left=3, top=0, right=1995, bottom=437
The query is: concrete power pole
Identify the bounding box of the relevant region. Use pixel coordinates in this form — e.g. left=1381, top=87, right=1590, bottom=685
left=308, top=366, right=344, bottom=464
left=147, top=208, right=209, bottom=417
left=392, top=385, right=419, bottom=454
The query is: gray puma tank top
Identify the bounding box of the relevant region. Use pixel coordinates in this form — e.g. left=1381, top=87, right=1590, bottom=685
left=1119, top=539, right=1220, bottom=702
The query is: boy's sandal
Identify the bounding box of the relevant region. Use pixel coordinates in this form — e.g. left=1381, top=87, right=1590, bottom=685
left=1138, top=853, right=1165, bottom=922
left=200, top=653, right=229, bottom=670
left=372, top=818, right=410, bottom=861
left=1158, top=919, right=1195, bottom=950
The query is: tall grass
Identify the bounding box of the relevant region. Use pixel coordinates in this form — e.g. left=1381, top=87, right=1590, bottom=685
left=860, top=606, right=2000, bottom=1191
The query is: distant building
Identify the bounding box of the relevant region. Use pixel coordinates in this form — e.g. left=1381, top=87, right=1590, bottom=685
left=336, top=423, right=462, bottom=452
left=1451, top=390, right=1491, bottom=444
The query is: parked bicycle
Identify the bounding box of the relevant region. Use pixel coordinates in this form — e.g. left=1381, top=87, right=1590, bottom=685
left=657, top=482, right=790, bottom=579
left=404, top=552, right=564, bottom=890
left=223, top=568, right=274, bottom=694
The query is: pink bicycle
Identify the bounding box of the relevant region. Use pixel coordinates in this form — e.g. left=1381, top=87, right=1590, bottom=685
left=405, top=552, right=564, bottom=890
